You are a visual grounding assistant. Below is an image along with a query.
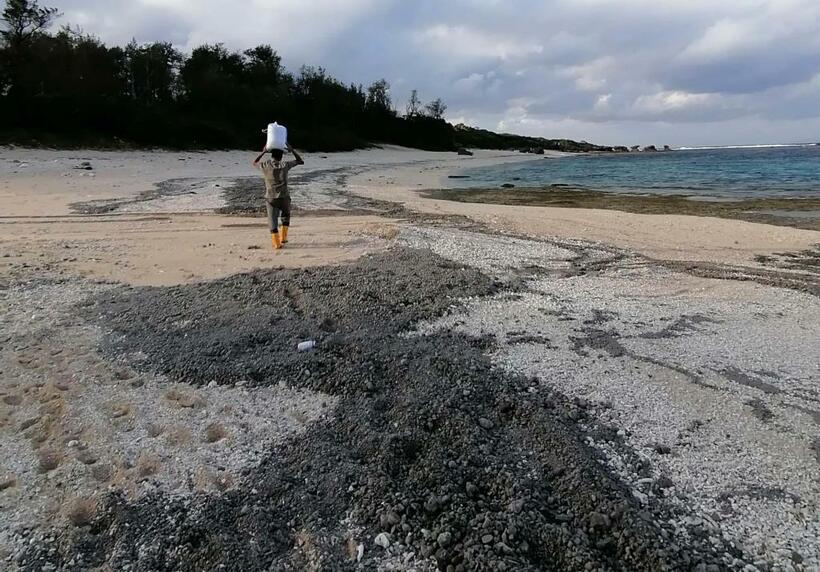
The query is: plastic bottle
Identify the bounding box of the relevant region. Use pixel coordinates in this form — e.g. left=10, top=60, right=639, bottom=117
left=297, top=340, right=316, bottom=352
left=265, top=122, right=288, bottom=151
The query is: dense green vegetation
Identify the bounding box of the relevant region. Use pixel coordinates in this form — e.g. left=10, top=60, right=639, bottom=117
left=0, top=0, right=609, bottom=152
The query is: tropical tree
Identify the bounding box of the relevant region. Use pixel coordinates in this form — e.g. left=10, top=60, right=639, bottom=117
left=243, top=45, right=285, bottom=89
left=179, top=43, right=246, bottom=110
left=406, top=89, right=422, bottom=118
left=366, top=79, right=392, bottom=114
left=425, top=98, right=447, bottom=120
left=125, top=40, right=182, bottom=103
left=0, top=0, right=466, bottom=151
left=1, top=0, right=59, bottom=95
left=1, top=0, right=58, bottom=47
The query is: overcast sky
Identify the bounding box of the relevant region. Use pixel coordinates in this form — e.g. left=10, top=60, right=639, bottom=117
left=47, top=0, right=820, bottom=146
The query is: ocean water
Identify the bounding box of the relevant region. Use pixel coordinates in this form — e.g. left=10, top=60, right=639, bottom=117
left=452, top=145, right=820, bottom=199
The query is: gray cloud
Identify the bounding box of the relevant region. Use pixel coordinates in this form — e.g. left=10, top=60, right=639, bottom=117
left=45, top=0, right=820, bottom=145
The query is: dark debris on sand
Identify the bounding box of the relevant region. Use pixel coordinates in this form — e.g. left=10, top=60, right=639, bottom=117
left=69, top=178, right=205, bottom=215
left=20, top=250, right=744, bottom=571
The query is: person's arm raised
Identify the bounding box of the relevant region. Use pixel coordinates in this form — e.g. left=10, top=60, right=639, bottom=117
left=287, top=143, right=304, bottom=165
left=252, top=148, right=267, bottom=168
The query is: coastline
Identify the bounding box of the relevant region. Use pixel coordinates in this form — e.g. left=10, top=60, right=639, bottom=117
left=344, top=150, right=820, bottom=269
left=1, top=146, right=819, bottom=570
left=424, top=186, right=820, bottom=232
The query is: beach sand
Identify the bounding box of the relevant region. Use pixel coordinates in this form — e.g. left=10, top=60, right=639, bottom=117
left=4, top=146, right=817, bottom=274
left=1, top=146, right=818, bottom=570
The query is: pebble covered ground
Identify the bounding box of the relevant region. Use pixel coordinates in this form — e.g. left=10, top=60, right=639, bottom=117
left=6, top=249, right=756, bottom=571
left=0, top=278, right=335, bottom=568
left=404, top=226, right=819, bottom=571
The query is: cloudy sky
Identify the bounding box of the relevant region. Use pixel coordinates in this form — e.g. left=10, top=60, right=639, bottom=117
left=47, top=0, right=820, bottom=146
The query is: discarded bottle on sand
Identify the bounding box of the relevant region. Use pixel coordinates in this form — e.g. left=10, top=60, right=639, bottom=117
left=297, top=340, right=316, bottom=352
left=265, top=122, right=288, bottom=151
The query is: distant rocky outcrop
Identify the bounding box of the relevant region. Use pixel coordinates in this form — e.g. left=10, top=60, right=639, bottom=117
left=643, top=145, right=658, bottom=152
left=663, top=145, right=672, bottom=151
left=630, top=146, right=641, bottom=152
left=453, top=124, right=612, bottom=153
left=517, top=147, right=546, bottom=155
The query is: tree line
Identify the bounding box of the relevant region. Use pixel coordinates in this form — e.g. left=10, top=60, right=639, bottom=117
left=0, top=0, right=607, bottom=153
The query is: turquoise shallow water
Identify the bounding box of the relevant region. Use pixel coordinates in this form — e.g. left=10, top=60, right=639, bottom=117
left=453, top=145, right=820, bottom=199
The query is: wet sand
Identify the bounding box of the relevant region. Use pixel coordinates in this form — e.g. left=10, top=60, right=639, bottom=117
left=426, top=187, right=820, bottom=232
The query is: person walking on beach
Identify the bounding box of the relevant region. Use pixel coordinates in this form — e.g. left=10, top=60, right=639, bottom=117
left=252, top=142, right=304, bottom=249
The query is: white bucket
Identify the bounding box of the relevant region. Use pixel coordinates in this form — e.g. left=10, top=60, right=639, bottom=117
left=265, top=122, right=288, bottom=151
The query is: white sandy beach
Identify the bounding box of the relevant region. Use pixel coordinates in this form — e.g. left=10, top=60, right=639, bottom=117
left=2, top=146, right=818, bottom=285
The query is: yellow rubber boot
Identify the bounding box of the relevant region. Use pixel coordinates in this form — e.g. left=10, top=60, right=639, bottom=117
left=280, top=226, right=289, bottom=244
left=271, top=232, right=282, bottom=250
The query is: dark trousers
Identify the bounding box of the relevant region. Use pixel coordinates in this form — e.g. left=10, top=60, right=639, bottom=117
left=266, top=197, right=291, bottom=232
